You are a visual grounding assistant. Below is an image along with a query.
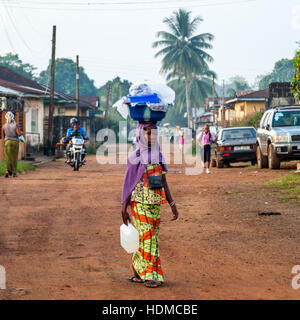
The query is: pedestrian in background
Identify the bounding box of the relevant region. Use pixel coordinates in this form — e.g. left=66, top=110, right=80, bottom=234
left=179, top=131, right=184, bottom=152
left=197, top=124, right=218, bottom=174
left=2, top=112, right=21, bottom=178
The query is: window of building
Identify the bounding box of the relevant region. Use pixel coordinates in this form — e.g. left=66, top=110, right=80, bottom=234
left=31, top=109, right=38, bottom=132
left=59, top=107, right=66, bottom=115
left=240, top=105, right=245, bottom=112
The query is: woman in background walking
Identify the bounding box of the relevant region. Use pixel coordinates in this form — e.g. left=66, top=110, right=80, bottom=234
left=2, top=112, right=21, bottom=178
left=179, top=130, right=184, bottom=152
left=197, top=124, right=218, bottom=174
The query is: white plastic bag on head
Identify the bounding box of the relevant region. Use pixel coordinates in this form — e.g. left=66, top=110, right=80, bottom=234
left=129, top=82, right=175, bottom=105
left=129, top=83, right=152, bottom=96
left=146, top=82, right=175, bottom=105
left=112, top=97, right=129, bottom=119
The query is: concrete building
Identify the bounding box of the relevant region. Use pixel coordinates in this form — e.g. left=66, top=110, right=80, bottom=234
left=224, top=88, right=269, bottom=122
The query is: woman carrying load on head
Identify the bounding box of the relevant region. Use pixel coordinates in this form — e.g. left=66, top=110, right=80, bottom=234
left=2, top=111, right=21, bottom=178
left=121, top=122, right=179, bottom=288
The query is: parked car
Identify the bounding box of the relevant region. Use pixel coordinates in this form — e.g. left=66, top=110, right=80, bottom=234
left=256, top=106, right=300, bottom=169
left=211, top=127, right=257, bottom=168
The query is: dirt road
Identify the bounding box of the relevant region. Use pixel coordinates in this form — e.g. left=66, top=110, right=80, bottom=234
left=0, top=156, right=299, bottom=300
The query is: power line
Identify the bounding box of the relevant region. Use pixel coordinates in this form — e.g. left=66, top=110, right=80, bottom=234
left=0, top=0, right=257, bottom=11
left=2, top=0, right=34, bottom=53
left=0, top=0, right=256, bottom=5
left=0, top=10, right=17, bottom=53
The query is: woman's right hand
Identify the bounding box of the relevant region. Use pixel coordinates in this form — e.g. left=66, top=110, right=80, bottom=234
left=121, top=203, right=131, bottom=226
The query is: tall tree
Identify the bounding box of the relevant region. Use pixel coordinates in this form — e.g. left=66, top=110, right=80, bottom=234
left=168, top=75, right=213, bottom=127
left=38, top=58, right=97, bottom=95
left=0, top=53, right=36, bottom=80
left=292, top=49, right=300, bottom=102
left=258, top=58, right=294, bottom=90
left=169, top=67, right=214, bottom=106
left=98, top=77, right=132, bottom=107
left=226, top=75, right=251, bottom=97
left=153, top=9, right=214, bottom=129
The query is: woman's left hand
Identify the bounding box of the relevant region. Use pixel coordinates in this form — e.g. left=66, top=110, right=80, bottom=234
left=171, top=205, right=179, bottom=221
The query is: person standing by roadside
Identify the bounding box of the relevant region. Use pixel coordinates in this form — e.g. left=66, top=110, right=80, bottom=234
left=2, top=112, right=21, bottom=178
left=197, top=124, right=218, bottom=174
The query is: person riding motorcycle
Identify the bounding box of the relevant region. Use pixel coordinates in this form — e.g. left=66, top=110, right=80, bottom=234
left=65, top=118, right=88, bottom=164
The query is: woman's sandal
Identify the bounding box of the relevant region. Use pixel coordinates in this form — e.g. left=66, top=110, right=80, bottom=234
left=127, top=265, right=144, bottom=284
left=127, top=276, right=144, bottom=283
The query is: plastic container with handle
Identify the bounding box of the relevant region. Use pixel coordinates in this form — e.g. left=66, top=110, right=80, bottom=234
left=120, top=223, right=139, bottom=253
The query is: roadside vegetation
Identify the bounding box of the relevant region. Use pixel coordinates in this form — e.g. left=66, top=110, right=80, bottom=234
left=263, top=173, right=300, bottom=203
left=87, top=145, right=97, bottom=155
left=0, top=161, right=36, bottom=176
left=230, top=111, right=264, bottom=129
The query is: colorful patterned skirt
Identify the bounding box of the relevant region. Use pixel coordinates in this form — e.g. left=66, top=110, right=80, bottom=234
left=131, top=201, right=164, bottom=282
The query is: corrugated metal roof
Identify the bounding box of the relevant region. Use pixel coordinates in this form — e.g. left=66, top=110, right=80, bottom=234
left=225, top=88, right=269, bottom=104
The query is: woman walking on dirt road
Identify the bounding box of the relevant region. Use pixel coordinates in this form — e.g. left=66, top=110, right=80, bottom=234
left=121, top=122, right=179, bottom=288
left=2, top=112, right=21, bottom=178
left=197, top=124, right=218, bottom=174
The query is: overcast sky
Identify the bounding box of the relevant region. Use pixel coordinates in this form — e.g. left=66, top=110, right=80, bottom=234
left=0, top=0, right=299, bottom=88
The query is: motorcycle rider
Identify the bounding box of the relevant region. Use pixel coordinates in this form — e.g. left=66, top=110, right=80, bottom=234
left=66, top=118, right=88, bottom=164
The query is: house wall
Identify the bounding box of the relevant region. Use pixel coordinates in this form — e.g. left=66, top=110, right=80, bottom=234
left=234, top=101, right=266, bottom=120
left=24, top=98, right=44, bottom=147
left=65, top=108, right=88, bottom=117
left=225, top=109, right=236, bottom=122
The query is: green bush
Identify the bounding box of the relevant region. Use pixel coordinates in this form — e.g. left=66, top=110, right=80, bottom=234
left=87, top=145, right=97, bottom=155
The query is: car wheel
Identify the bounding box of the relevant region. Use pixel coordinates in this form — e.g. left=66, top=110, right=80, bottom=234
left=224, top=161, right=231, bottom=168
left=251, top=160, right=256, bottom=166
left=268, top=145, right=280, bottom=170
left=257, top=144, right=268, bottom=169
left=216, top=155, right=224, bottom=168
left=211, top=157, right=216, bottom=167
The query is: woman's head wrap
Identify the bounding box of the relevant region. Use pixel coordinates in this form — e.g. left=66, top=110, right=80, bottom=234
left=121, top=122, right=167, bottom=204
left=5, top=111, right=15, bottom=123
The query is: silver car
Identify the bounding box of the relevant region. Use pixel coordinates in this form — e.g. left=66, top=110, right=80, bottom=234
left=256, top=106, right=300, bottom=169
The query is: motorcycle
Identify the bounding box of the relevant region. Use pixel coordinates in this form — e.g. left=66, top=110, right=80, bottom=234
left=67, top=135, right=87, bottom=171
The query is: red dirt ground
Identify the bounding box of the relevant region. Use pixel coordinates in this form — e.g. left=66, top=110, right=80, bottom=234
left=0, top=155, right=299, bottom=300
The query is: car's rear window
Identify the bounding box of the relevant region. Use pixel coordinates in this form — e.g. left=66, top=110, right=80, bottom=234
left=272, top=110, right=300, bottom=127
left=221, top=129, right=256, bottom=140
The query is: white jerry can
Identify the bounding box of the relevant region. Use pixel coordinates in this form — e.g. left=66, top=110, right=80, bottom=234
left=120, top=223, right=139, bottom=253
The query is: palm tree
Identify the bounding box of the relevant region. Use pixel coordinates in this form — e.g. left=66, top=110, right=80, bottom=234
left=168, top=70, right=215, bottom=126
left=153, top=8, right=214, bottom=128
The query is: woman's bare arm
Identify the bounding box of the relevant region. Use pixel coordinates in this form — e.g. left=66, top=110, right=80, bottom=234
left=162, top=174, right=179, bottom=221
left=121, top=195, right=132, bottom=226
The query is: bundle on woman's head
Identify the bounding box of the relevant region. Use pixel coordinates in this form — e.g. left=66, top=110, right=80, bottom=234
left=5, top=111, right=15, bottom=123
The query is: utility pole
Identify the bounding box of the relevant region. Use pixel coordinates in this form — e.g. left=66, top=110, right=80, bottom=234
left=103, top=82, right=112, bottom=128
left=47, top=25, right=56, bottom=155
left=222, top=79, right=225, bottom=127
left=212, top=75, right=215, bottom=126
left=76, top=55, right=79, bottom=117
